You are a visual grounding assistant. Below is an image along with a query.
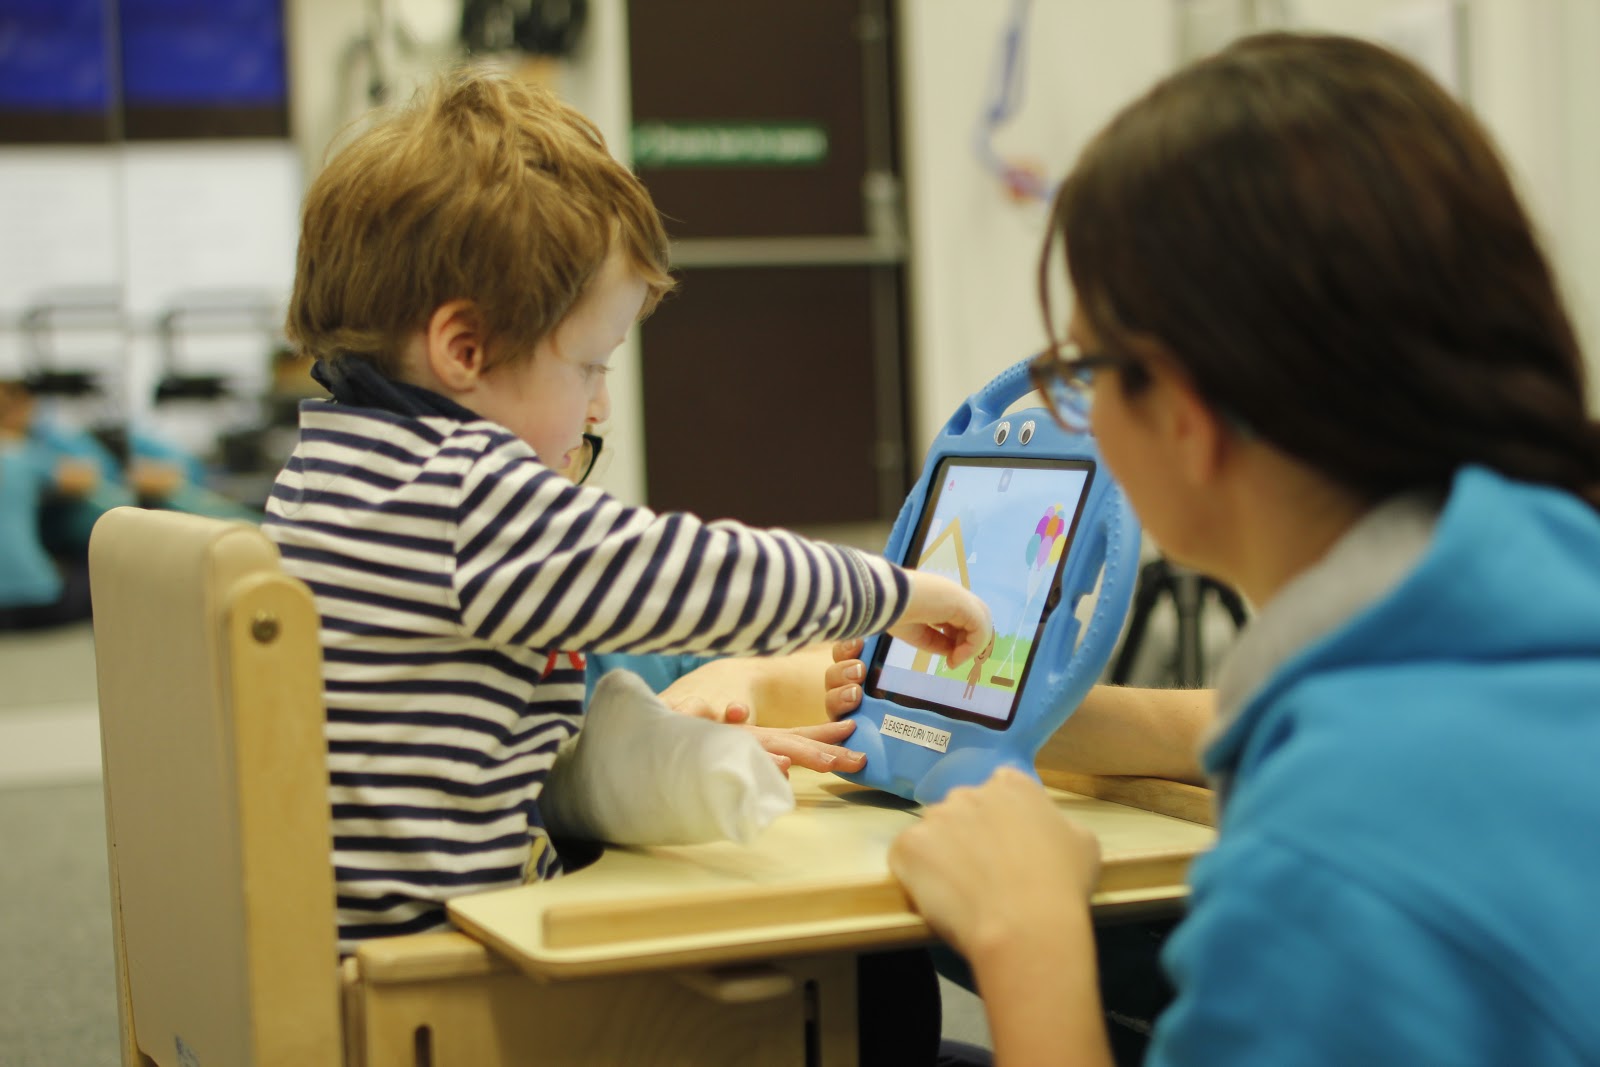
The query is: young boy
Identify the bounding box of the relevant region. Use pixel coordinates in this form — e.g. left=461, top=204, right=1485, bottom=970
left=263, top=69, right=989, bottom=950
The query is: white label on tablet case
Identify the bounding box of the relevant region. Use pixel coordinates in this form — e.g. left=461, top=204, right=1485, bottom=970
left=881, top=714, right=952, bottom=753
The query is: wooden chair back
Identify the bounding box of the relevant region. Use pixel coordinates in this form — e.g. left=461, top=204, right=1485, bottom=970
left=91, top=507, right=341, bottom=1067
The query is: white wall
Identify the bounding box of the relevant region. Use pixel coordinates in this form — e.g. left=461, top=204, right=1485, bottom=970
left=1560, top=1, right=1600, bottom=410
left=1280, top=0, right=1600, bottom=409
left=898, top=0, right=1600, bottom=445
left=897, top=0, right=1176, bottom=452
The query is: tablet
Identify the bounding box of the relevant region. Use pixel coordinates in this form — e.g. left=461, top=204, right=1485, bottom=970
left=835, top=356, right=1140, bottom=804
left=866, top=456, right=1094, bottom=728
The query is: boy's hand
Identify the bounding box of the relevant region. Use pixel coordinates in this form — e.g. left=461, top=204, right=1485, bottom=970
left=661, top=663, right=867, bottom=775
left=823, top=638, right=867, bottom=720
left=665, top=691, right=752, bottom=725
left=891, top=571, right=993, bottom=668
left=668, top=693, right=866, bottom=776
left=738, top=719, right=866, bottom=777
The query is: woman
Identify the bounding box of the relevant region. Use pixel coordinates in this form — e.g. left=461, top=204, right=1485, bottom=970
left=890, top=33, right=1600, bottom=1066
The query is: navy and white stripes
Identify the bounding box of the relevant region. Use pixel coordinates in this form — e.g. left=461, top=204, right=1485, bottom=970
left=264, top=400, right=907, bottom=951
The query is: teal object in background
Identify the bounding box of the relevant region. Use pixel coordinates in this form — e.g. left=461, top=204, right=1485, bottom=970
left=0, top=443, right=64, bottom=609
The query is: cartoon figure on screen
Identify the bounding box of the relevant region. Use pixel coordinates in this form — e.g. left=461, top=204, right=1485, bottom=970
left=991, top=503, right=1069, bottom=688
left=962, top=633, right=996, bottom=700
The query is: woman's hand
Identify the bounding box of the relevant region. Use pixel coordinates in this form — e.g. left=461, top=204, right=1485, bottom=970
left=823, top=637, right=868, bottom=720
left=890, top=768, right=1114, bottom=1067
left=888, top=767, right=1101, bottom=958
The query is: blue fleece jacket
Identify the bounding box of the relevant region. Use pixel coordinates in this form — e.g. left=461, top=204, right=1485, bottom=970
left=1150, top=468, right=1600, bottom=1065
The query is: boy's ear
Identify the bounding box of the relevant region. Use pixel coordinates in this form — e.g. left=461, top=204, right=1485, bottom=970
left=422, top=300, right=489, bottom=391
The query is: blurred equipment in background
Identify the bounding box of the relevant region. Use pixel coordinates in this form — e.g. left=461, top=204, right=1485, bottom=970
left=0, top=0, right=297, bottom=523
left=20, top=287, right=124, bottom=403
left=339, top=0, right=426, bottom=109
left=1110, top=557, right=1248, bottom=689
left=152, top=292, right=280, bottom=405
left=214, top=345, right=329, bottom=510
left=460, top=0, right=590, bottom=90
left=460, top=0, right=589, bottom=57
left=628, top=0, right=910, bottom=527
left=145, top=291, right=290, bottom=513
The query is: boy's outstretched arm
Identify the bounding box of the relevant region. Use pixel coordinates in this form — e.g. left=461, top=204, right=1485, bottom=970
left=456, top=450, right=990, bottom=662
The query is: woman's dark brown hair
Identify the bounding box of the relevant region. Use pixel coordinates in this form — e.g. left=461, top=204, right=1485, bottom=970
left=1045, top=32, right=1600, bottom=509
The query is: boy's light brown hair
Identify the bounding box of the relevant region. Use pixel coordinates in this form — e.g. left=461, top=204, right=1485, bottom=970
left=288, top=68, right=673, bottom=375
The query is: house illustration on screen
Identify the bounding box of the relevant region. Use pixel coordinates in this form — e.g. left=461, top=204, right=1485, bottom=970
left=911, top=520, right=971, bottom=674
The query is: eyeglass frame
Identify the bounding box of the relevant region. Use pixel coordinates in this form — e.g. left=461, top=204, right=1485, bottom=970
left=1027, top=341, right=1144, bottom=431
left=572, top=432, right=605, bottom=485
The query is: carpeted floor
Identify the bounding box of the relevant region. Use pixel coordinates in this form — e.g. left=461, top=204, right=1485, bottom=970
left=0, top=622, right=119, bottom=1067
left=0, top=780, right=119, bottom=1067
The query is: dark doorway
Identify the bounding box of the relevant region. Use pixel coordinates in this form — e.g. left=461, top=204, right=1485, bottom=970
left=628, top=0, right=910, bottom=526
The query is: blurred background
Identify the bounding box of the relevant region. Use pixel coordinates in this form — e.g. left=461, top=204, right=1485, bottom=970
left=1, top=1, right=1598, bottom=1061
left=2, top=0, right=1597, bottom=530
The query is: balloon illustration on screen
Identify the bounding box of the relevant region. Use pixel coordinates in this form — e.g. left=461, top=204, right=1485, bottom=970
left=990, top=503, right=1067, bottom=688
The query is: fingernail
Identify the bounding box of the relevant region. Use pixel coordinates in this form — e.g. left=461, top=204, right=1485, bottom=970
left=844, top=685, right=860, bottom=703
left=845, top=750, right=866, bottom=761
left=845, top=663, right=865, bottom=681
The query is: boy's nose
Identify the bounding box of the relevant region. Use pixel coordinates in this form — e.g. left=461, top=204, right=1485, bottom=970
left=588, top=378, right=611, bottom=426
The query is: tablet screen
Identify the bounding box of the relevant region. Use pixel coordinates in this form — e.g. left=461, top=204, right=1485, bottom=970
left=866, top=456, right=1095, bottom=729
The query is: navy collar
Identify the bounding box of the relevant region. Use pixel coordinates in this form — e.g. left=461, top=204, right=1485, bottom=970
left=311, top=357, right=480, bottom=423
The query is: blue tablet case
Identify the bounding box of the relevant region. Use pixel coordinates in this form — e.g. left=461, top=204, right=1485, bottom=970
left=837, top=357, right=1141, bottom=804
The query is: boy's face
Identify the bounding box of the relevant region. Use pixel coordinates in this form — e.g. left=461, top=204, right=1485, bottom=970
left=477, top=247, right=648, bottom=471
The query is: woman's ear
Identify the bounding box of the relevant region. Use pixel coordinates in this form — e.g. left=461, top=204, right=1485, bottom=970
left=1166, top=373, right=1232, bottom=488
left=422, top=300, right=488, bottom=392
left=1129, top=339, right=1232, bottom=491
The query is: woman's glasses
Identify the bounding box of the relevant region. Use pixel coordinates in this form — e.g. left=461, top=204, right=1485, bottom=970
left=1027, top=342, right=1142, bottom=432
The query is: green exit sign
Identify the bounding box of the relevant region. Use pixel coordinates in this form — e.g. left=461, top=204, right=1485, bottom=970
left=631, top=121, right=829, bottom=168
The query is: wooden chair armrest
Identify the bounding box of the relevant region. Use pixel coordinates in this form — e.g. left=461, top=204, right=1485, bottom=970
left=353, top=931, right=517, bottom=984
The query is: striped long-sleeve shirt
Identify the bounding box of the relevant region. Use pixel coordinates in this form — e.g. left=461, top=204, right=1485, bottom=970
left=263, top=399, right=908, bottom=950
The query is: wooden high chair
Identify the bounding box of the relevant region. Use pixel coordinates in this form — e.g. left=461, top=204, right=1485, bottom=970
left=90, top=506, right=1215, bottom=1067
